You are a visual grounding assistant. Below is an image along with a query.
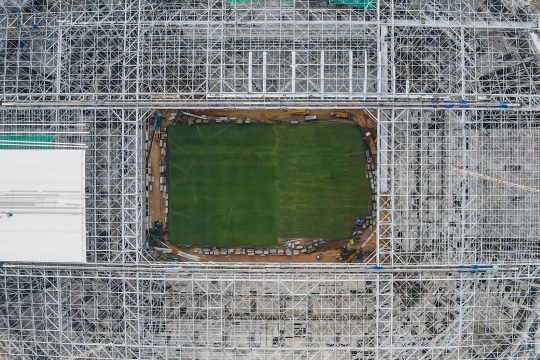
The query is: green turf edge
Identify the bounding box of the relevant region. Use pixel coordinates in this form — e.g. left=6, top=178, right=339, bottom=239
left=166, top=123, right=371, bottom=247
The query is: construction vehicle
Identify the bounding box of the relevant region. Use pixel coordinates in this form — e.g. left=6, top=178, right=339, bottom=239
left=153, top=113, right=162, bottom=141
left=287, top=109, right=309, bottom=115
left=147, top=232, right=163, bottom=246
left=154, top=220, right=163, bottom=236
left=147, top=220, right=164, bottom=246
left=335, top=246, right=350, bottom=261
left=363, top=132, right=377, bottom=155
left=346, top=248, right=363, bottom=263
left=329, top=111, right=351, bottom=119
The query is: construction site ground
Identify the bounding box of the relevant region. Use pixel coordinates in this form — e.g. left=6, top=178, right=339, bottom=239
left=148, top=108, right=378, bottom=263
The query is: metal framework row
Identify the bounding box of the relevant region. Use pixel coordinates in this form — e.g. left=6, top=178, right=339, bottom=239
left=1, top=263, right=539, bottom=359
left=1, top=0, right=540, bottom=358
left=1, top=0, right=539, bottom=107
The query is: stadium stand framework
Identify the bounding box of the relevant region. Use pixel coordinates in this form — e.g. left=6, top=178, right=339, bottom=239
left=1, top=0, right=540, bottom=358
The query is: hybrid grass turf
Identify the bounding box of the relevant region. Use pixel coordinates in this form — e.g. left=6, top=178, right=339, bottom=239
left=167, top=123, right=370, bottom=247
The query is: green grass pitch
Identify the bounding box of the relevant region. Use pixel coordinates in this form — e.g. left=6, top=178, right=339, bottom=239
left=167, top=123, right=370, bottom=247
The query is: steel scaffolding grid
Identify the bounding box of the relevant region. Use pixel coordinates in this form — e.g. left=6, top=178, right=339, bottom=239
left=0, top=264, right=539, bottom=359
left=1, top=0, right=540, bottom=358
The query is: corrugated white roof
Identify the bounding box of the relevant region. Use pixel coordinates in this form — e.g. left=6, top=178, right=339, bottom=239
left=0, top=150, right=86, bottom=263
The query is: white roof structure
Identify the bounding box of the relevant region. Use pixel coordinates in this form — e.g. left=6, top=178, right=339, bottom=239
left=0, top=150, right=86, bottom=263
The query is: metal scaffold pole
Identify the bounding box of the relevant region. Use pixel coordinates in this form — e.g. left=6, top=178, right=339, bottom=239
left=1, top=0, right=540, bottom=358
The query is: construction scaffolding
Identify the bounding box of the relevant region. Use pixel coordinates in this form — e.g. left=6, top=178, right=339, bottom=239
left=1, top=0, right=540, bottom=358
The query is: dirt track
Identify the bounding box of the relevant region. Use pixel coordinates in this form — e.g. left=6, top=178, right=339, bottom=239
left=181, top=109, right=376, bottom=129
left=173, top=226, right=377, bottom=263
left=148, top=136, right=165, bottom=231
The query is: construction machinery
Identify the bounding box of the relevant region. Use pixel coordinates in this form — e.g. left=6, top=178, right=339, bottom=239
left=153, top=113, right=162, bottom=141
left=147, top=232, right=163, bottom=246
left=154, top=220, right=163, bottom=236
left=451, top=167, right=540, bottom=194
left=346, top=247, right=364, bottom=263
left=287, top=109, right=309, bottom=115
left=147, top=220, right=164, bottom=246
left=329, top=111, right=351, bottom=119
left=335, top=246, right=350, bottom=261
left=363, top=132, right=377, bottom=156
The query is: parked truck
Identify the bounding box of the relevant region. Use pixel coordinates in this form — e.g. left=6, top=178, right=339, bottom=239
left=153, top=113, right=162, bottom=141
left=329, top=111, right=352, bottom=119
left=363, top=132, right=377, bottom=155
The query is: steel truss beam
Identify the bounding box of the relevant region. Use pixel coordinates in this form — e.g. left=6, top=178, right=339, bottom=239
left=1, top=0, right=540, bottom=358
left=0, top=264, right=539, bottom=359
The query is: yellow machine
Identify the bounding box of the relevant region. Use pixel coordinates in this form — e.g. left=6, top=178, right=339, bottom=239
left=335, top=247, right=350, bottom=261
left=346, top=248, right=363, bottom=263
left=287, top=109, right=309, bottom=115
left=329, top=111, right=347, bottom=118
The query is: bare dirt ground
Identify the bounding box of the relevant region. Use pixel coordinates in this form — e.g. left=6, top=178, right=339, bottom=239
left=181, top=109, right=376, bottom=129
left=147, top=108, right=379, bottom=262
left=148, top=136, right=164, bottom=228
left=174, top=227, right=377, bottom=264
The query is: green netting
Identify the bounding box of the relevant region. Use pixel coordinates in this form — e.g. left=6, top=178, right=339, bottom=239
left=0, top=135, right=54, bottom=149
left=327, top=0, right=376, bottom=9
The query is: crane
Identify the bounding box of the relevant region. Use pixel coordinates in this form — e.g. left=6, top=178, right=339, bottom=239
left=346, top=247, right=363, bottom=263
left=181, top=111, right=208, bottom=120
left=158, top=242, right=201, bottom=262
left=286, top=109, right=309, bottom=115
left=451, top=167, right=540, bottom=194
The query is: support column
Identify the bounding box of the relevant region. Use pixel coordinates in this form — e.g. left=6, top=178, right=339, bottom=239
left=262, top=51, right=267, bottom=95
left=320, top=50, right=324, bottom=97
left=349, top=50, right=353, bottom=98
left=364, top=51, right=368, bottom=96
left=378, top=25, right=388, bottom=96
left=248, top=51, right=253, bottom=93
left=291, top=51, right=296, bottom=95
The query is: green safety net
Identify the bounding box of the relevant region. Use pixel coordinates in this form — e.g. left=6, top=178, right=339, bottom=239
left=0, top=135, right=54, bottom=149
left=326, top=0, right=376, bottom=9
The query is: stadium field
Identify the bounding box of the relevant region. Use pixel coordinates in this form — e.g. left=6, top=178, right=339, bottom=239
left=167, top=123, right=370, bottom=247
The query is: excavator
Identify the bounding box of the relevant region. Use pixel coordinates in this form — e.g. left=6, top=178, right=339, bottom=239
left=335, top=246, right=350, bottom=261
left=346, top=247, right=364, bottom=263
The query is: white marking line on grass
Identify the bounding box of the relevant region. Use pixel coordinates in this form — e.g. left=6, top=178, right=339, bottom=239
left=226, top=205, right=235, bottom=226
left=196, top=125, right=202, bottom=138
left=209, top=145, right=231, bottom=155
left=169, top=139, right=181, bottom=150
left=206, top=125, right=232, bottom=140
left=169, top=161, right=190, bottom=175
left=191, top=182, right=198, bottom=203
left=342, top=152, right=364, bottom=156
left=183, top=157, right=196, bottom=183
left=169, top=210, right=190, bottom=219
